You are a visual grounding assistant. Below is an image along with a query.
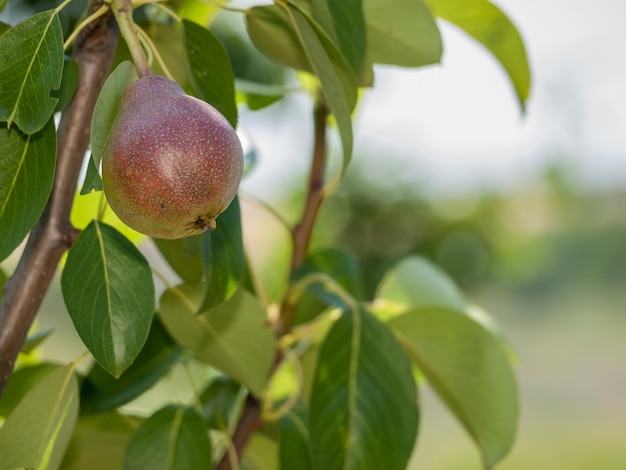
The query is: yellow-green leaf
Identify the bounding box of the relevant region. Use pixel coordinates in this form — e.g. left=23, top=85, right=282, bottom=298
left=0, top=365, right=79, bottom=470
left=425, top=0, right=531, bottom=110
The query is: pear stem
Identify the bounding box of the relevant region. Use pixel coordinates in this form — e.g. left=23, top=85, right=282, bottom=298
left=111, top=0, right=152, bottom=77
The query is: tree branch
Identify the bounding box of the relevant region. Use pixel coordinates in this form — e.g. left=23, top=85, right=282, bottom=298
left=216, top=95, right=330, bottom=470
left=277, top=97, right=330, bottom=337
left=0, top=2, right=119, bottom=396
left=290, top=98, right=330, bottom=270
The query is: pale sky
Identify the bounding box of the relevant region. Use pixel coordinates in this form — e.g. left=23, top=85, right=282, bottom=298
left=353, top=0, right=626, bottom=194
left=242, top=0, right=626, bottom=198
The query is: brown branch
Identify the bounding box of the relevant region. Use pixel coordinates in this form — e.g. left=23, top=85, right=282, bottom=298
left=0, top=2, right=119, bottom=396
left=290, top=98, right=331, bottom=271
left=277, top=97, right=330, bottom=337
left=216, top=96, right=330, bottom=470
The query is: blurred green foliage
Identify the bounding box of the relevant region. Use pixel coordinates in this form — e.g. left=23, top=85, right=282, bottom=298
left=311, top=162, right=626, bottom=309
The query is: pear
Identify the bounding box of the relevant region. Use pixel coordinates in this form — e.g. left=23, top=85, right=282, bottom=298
left=102, top=74, right=243, bottom=239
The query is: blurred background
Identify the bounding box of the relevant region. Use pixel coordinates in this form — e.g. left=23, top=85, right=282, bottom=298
left=2, top=0, right=626, bottom=468
left=236, top=1, right=626, bottom=467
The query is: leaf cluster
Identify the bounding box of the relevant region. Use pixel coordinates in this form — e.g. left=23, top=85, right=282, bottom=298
left=0, top=0, right=530, bottom=469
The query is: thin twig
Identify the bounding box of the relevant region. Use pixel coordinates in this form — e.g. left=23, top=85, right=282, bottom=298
left=0, top=1, right=119, bottom=396
left=215, top=395, right=263, bottom=470
left=276, top=96, right=330, bottom=337
left=216, top=93, right=330, bottom=470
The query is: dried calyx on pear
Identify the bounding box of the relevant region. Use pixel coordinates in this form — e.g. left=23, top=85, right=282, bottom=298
left=102, top=73, right=243, bottom=239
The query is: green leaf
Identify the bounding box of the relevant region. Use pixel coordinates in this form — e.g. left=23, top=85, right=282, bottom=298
left=363, top=0, right=442, bottom=67
left=182, top=19, right=238, bottom=128
left=88, top=60, right=137, bottom=191
left=0, top=118, right=56, bottom=262
left=200, top=196, right=244, bottom=312
left=376, top=255, right=466, bottom=314
left=124, top=405, right=211, bottom=470
left=61, top=411, right=138, bottom=470
left=245, top=93, right=283, bottom=111
left=279, top=401, right=313, bottom=470
left=153, top=234, right=204, bottom=284
left=0, top=267, right=7, bottom=302
left=199, top=376, right=244, bottom=431
left=52, top=56, right=79, bottom=113
left=390, top=307, right=518, bottom=468
left=424, top=0, right=531, bottom=110
left=246, top=5, right=312, bottom=73
left=295, top=248, right=365, bottom=323
left=310, top=307, right=418, bottom=470
left=0, top=10, right=64, bottom=133
left=79, top=155, right=103, bottom=195
left=287, top=2, right=357, bottom=169
left=0, top=1, right=8, bottom=14
left=312, top=0, right=367, bottom=74
left=81, top=318, right=183, bottom=413
left=0, top=364, right=79, bottom=470
left=245, top=1, right=359, bottom=166
left=179, top=0, right=220, bottom=26
left=0, top=22, right=9, bottom=36
left=144, top=22, right=189, bottom=86
left=242, top=433, right=279, bottom=470
left=160, top=285, right=275, bottom=396
left=0, top=363, right=59, bottom=417
left=21, top=327, right=55, bottom=354
left=61, top=221, right=155, bottom=377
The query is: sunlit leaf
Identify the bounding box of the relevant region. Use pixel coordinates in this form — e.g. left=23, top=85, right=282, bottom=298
left=363, top=0, right=442, bottom=67
left=375, top=255, right=466, bottom=314
left=0, top=363, right=58, bottom=417
left=61, top=411, right=138, bottom=470
left=88, top=60, right=137, bottom=194
left=81, top=318, right=182, bottom=413
left=0, top=10, right=63, bottom=133
left=61, top=221, right=155, bottom=377
left=425, top=0, right=531, bottom=110
left=143, top=22, right=188, bottom=86
left=310, top=307, right=418, bottom=470
left=124, top=405, right=211, bottom=470
left=153, top=234, right=204, bottom=284
left=200, top=196, right=244, bottom=312
left=178, top=0, right=220, bottom=26
left=160, top=285, right=275, bottom=396
left=183, top=19, right=238, bottom=128
left=243, top=433, right=279, bottom=470
left=0, top=364, right=79, bottom=470
left=390, top=307, right=518, bottom=468
left=0, top=118, right=56, bottom=262
left=70, top=190, right=144, bottom=245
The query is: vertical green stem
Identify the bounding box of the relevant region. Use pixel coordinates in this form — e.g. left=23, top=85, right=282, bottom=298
left=111, top=0, right=151, bottom=77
